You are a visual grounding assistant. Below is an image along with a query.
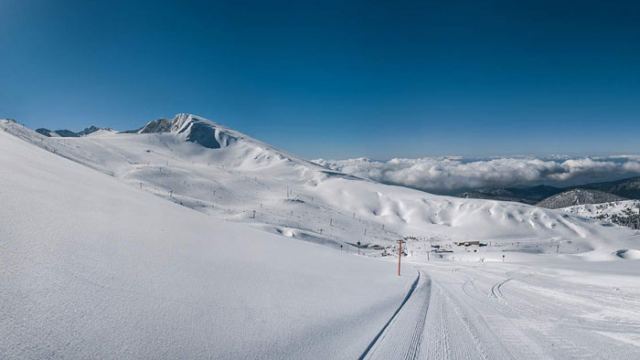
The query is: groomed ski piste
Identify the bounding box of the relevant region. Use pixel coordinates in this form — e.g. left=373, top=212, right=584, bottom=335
left=2, top=115, right=639, bottom=359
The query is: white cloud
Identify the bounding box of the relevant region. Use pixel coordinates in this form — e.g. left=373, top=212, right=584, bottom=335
left=314, top=156, right=640, bottom=192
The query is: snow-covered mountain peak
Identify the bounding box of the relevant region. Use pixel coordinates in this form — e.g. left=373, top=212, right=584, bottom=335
left=173, top=113, right=240, bottom=149
left=139, top=114, right=219, bottom=133
left=140, top=113, right=326, bottom=171
left=137, top=113, right=239, bottom=149
left=171, top=113, right=208, bottom=132
left=138, top=118, right=172, bottom=133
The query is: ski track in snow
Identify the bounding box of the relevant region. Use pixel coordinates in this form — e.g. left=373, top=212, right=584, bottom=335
left=361, top=261, right=640, bottom=360
left=414, top=262, right=640, bottom=360
left=362, top=271, right=431, bottom=360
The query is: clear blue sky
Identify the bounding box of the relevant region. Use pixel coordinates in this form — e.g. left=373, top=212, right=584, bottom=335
left=1, top=0, right=639, bottom=159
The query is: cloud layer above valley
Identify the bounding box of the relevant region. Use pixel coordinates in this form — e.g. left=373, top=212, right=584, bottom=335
left=314, top=156, right=640, bottom=193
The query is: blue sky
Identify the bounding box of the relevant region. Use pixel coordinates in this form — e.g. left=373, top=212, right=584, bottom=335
left=1, top=0, right=639, bottom=159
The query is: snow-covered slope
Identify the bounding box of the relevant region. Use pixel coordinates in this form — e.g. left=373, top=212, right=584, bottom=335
left=3, top=116, right=640, bottom=359
left=537, top=189, right=626, bottom=208
left=0, top=122, right=417, bottom=359
left=2, top=115, right=638, bottom=259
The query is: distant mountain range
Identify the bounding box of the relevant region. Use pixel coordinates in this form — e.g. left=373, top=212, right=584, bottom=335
left=457, top=185, right=561, bottom=204
left=26, top=121, right=640, bottom=213
left=3, top=113, right=632, bottom=254
left=574, top=176, right=640, bottom=199
left=537, top=189, right=626, bottom=209
left=456, top=176, right=640, bottom=207
left=36, top=125, right=114, bottom=137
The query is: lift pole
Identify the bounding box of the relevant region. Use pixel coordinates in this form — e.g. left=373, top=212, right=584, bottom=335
left=397, top=239, right=404, bottom=276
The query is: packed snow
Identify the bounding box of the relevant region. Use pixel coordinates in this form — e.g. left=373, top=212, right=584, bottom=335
left=2, top=115, right=640, bottom=359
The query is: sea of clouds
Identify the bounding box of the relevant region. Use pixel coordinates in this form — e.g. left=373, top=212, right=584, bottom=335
left=314, top=156, right=640, bottom=193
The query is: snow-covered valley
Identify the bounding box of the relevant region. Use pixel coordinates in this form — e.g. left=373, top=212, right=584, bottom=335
left=2, top=115, right=640, bottom=359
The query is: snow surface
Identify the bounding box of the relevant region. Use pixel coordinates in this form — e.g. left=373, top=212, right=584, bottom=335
left=2, top=115, right=640, bottom=359
left=0, top=126, right=414, bottom=359
left=398, top=259, right=640, bottom=359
